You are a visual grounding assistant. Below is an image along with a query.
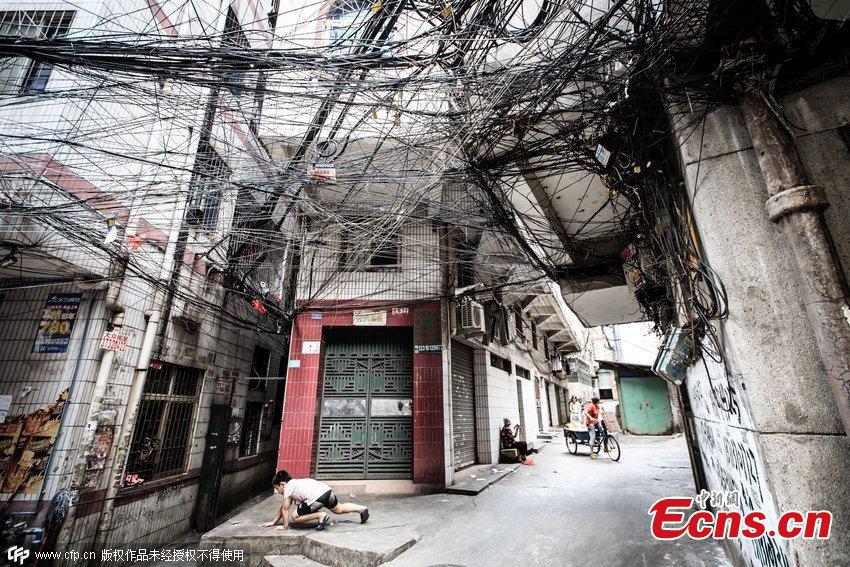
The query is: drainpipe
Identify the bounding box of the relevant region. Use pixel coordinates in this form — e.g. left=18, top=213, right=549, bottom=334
left=54, top=262, right=126, bottom=553
left=89, top=307, right=161, bottom=553
left=737, top=88, right=850, bottom=437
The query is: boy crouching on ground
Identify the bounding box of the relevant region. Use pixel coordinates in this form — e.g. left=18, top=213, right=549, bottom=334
left=260, top=470, right=369, bottom=531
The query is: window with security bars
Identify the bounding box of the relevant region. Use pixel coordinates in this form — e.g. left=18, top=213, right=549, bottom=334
left=187, top=140, right=230, bottom=230
left=221, top=7, right=249, bottom=91
left=239, top=401, right=263, bottom=457
left=327, top=0, right=372, bottom=51
left=125, top=363, right=201, bottom=483
left=248, top=345, right=269, bottom=393
left=339, top=220, right=400, bottom=270
left=0, top=11, right=74, bottom=94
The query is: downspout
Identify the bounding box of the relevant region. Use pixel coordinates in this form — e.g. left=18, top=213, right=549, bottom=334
left=54, top=260, right=126, bottom=552
left=737, top=73, right=850, bottom=437
left=89, top=104, right=199, bottom=554
left=89, top=306, right=161, bottom=554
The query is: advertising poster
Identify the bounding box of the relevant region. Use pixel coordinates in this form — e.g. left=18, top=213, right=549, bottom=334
left=32, top=293, right=83, bottom=354
left=0, top=389, right=69, bottom=494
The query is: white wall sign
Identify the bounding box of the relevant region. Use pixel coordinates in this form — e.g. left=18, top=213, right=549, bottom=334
left=353, top=310, right=387, bottom=326
left=302, top=341, right=321, bottom=354
left=99, top=331, right=131, bottom=352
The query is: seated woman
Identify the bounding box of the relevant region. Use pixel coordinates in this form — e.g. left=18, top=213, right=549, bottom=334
left=500, top=418, right=538, bottom=462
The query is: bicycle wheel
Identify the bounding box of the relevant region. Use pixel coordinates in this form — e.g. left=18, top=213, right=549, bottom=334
left=605, top=435, right=621, bottom=462
left=566, top=432, right=578, bottom=454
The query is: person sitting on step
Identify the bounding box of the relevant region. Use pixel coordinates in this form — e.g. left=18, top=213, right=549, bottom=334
left=260, top=470, right=369, bottom=531
left=500, top=418, right=538, bottom=462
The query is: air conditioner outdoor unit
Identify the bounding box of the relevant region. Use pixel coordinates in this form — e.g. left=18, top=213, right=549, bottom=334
left=458, top=299, right=485, bottom=336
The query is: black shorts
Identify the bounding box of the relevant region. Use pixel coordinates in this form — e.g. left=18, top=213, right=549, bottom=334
left=296, top=490, right=338, bottom=516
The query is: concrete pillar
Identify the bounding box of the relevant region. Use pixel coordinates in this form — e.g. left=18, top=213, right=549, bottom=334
left=669, top=78, right=850, bottom=566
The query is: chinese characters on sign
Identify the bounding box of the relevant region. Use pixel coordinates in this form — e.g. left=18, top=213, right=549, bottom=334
left=413, top=308, right=442, bottom=353
left=99, top=331, right=130, bottom=352
left=353, top=309, right=387, bottom=326
left=308, top=162, right=337, bottom=183
left=32, top=293, right=83, bottom=354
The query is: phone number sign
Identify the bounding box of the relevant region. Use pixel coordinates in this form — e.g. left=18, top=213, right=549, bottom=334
left=100, top=331, right=131, bottom=353
left=32, top=293, right=83, bottom=354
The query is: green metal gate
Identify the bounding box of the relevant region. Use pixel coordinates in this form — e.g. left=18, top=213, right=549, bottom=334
left=315, top=328, right=413, bottom=479
left=619, top=375, right=674, bottom=435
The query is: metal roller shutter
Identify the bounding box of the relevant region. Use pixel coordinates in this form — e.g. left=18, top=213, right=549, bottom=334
left=451, top=341, right=476, bottom=470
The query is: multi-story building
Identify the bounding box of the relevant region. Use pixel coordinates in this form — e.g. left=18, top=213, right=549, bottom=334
left=258, top=2, right=593, bottom=490
left=0, top=0, right=288, bottom=553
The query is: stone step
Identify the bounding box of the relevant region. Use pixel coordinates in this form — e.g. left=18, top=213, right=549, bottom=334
left=303, top=527, right=419, bottom=567
left=265, top=555, right=328, bottom=567
left=446, top=464, right=520, bottom=496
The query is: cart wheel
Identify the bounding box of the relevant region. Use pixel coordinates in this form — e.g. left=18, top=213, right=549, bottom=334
left=605, top=436, right=621, bottom=462
left=566, top=432, right=578, bottom=454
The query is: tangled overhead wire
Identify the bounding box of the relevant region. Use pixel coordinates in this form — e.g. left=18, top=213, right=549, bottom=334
left=0, top=0, right=845, bottom=362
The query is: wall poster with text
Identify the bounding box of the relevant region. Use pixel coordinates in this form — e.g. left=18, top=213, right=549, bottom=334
left=32, top=293, right=83, bottom=354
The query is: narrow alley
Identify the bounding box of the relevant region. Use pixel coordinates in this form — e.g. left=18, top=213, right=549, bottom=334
left=202, top=436, right=729, bottom=567
left=1, top=1, right=849, bottom=566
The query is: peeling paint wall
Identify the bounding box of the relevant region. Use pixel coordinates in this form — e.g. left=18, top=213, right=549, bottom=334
left=672, top=73, right=850, bottom=567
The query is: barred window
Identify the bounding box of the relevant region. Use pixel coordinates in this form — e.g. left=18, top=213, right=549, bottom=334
left=490, top=353, right=511, bottom=373
left=187, top=140, right=230, bottom=230
left=327, top=1, right=372, bottom=51
left=248, top=345, right=270, bottom=393
left=126, top=364, right=201, bottom=483
left=239, top=401, right=263, bottom=457
left=339, top=220, right=400, bottom=270
left=0, top=11, right=74, bottom=94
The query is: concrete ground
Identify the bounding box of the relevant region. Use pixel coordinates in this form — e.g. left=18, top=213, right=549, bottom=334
left=194, top=435, right=730, bottom=567
left=384, top=435, right=730, bottom=567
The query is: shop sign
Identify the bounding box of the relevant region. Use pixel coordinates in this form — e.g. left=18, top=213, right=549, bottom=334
left=32, top=293, right=83, bottom=354
left=353, top=310, right=387, bottom=326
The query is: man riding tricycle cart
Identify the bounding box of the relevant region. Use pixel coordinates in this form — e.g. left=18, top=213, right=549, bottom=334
left=564, top=396, right=621, bottom=461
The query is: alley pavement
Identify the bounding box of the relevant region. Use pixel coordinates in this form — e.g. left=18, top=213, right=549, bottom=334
left=195, top=435, right=729, bottom=567
left=384, top=435, right=730, bottom=567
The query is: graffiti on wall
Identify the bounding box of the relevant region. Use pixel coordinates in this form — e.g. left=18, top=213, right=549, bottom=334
left=687, top=357, right=791, bottom=567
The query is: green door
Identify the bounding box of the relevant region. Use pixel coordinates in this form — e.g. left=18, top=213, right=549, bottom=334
left=316, top=328, right=413, bottom=479
left=619, top=375, right=673, bottom=435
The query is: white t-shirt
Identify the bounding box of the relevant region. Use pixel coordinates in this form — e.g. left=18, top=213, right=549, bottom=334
left=283, top=478, right=332, bottom=505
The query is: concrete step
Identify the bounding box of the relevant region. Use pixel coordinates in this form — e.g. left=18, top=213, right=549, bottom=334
left=265, top=555, right=327, bottom=567
left=303, top=527, right=419, bottom=567
left=446, top=464, right=520, bottom=496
